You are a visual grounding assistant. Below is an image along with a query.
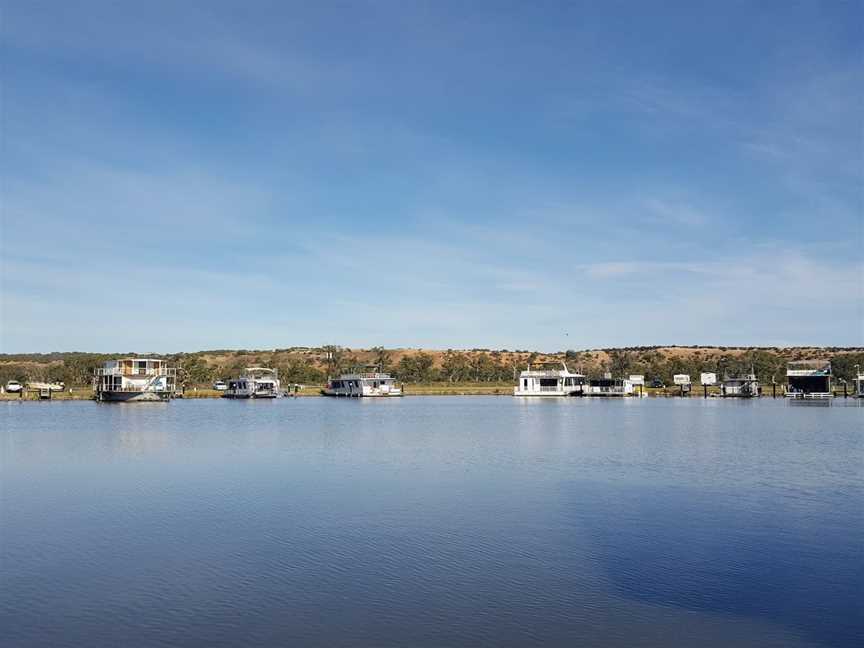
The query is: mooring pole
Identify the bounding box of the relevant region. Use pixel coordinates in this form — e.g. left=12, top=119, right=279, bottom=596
left=772, top=383, right=776, bottom=398
left=703, top=384, right=707, bottom=399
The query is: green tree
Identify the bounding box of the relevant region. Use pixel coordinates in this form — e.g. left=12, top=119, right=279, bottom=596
left=371, top=347, right=393, bottom=372
left=829, top=352, right=864, bottom=382
left=441, top=350, right=469, bottom=382
left=322, top=345, right=345, bottom=377
left=608, top=350, right=632, bottom=377
left=396, top=352, right=436, bottom=382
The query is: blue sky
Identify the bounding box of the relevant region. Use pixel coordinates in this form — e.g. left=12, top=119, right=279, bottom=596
left=1, top=0, right=862, bottom=352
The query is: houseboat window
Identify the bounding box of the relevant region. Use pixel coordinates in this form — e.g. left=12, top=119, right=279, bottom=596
left=523, top=379, right=528, bottom=388
left=137, top=360, right=147, bottom=375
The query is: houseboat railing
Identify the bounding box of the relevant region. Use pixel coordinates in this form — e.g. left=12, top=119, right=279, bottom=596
left=523, top=370, right=575, bottom=378
left=95, top=367, right=177, bottom=378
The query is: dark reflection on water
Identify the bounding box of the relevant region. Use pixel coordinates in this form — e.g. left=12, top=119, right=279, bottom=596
left=1, top=397, right=862, bottom=647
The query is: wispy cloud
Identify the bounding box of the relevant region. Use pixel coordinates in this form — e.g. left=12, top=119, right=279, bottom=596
left=643, top=198, right=709, bottom=227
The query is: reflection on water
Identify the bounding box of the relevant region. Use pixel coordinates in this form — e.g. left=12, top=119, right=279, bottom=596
left=1, top=397, right=862, bottom=647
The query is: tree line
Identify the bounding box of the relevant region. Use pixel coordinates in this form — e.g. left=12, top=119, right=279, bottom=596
left=1, top=348, right=862, bottom=388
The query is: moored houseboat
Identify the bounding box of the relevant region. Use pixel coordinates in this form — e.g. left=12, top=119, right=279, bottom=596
left=584, top=374, right=635, bottom=397
left=720, top=372, right=760, bottom=398
left=322, top=366, right=402, bottom=397
left=514, top=361, right=585, bottom=396
left=854, top=373, right=864, bottom=398
left=785, top=360, right=832, bottom=399
left=93, top=358, right=177, bottom=402
left=224, top=367, right=281, bottom=398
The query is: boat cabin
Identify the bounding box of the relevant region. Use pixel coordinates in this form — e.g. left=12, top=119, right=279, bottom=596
left=93, top=358, right=177, bottom=402
left=786, top=360, right=832, bottom=399
left=323, top=366, right=402, bottom=397
left=720, top=372, right=760, bottom=397
left=224, top=367, right=280, bottom=399
left=584, top=375, right=635, bottom=397
left=514, top=361, right=585, bottom=396
left=855, top=374, right=864, bottom=398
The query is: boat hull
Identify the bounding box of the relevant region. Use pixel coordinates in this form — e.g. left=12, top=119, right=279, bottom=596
left=222, top=393, right=279, bottom=399
left=785, top=392, right=832, bottom=400
left=321, top=389, right=402, bottom=397
left=97, top=391, right=173, bottom=402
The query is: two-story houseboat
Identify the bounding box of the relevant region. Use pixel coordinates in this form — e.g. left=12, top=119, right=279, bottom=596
left=322, top=366, right=402, bottom=397
left=224, top=367, right=281, bottom=398
left=785, top=360, right=832, bottom=399
left=93, top=358, right=177, bottom=402
left=514, top=361, right=585, bottom=396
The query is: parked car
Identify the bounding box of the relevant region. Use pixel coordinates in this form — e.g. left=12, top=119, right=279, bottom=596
left=650, top=378, right=665, bottom=389
left=213, top=380, right=228, bottom=391
left=5, top=380, right=23, bottom=393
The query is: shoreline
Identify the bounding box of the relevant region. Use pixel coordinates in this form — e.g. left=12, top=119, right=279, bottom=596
left=2, top=385, right=833, bottom=401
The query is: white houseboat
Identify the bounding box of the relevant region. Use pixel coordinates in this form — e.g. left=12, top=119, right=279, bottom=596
left=514, top=361, right=585, bottom=396
left=584, top=375, right=635, bottom=397
left=720, top=372, right=760, bottom=398
left=322, top=366, right=402, bottom=397
left=224, top=367, right=281, bottom=399
left=93, top=358, right=177, bottom=402
left=855, top=374, right=864, bottom=398
left=785, top=360, right=832, bottom=399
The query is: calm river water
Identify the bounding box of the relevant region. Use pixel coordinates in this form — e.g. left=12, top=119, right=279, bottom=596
left=1, top=397, right=862, bottom=647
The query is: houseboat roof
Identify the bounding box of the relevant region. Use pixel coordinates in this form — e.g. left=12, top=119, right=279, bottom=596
left=337, top=364, right=393, bottom=377
left=787, top=360, right=831, bottom=376
left=243, top=367, right=278, bottom=376
left=339, top=370, right=394, bottom=379
left=722, top=374, right=758, bottom=381
left=108, top=357, right=166, bottom=363
left=521, top=361, right=582, bottom=375
left=588, top=377, right=626, bottom=385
